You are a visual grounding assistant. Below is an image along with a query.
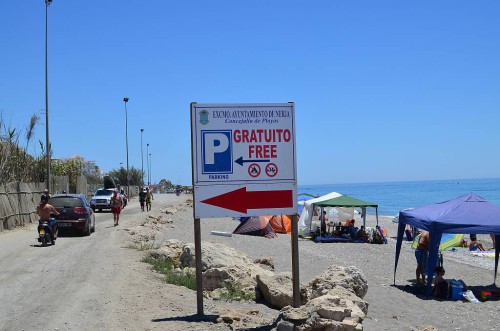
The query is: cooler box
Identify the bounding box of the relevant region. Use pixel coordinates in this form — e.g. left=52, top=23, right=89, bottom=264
left=449, top=280, right=464, bottom=300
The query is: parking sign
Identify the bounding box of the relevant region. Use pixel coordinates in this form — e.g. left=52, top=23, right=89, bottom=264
left=191, top=103, right=297, bottom=218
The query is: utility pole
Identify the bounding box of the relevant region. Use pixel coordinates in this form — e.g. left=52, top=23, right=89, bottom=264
left=45, top=0, right=53, bottom=192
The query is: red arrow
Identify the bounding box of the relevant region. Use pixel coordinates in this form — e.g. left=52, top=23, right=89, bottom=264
left=201, top=187, right=293, bottom=213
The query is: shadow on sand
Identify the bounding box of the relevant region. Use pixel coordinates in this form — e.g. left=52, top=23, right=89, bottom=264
left=392, top=280, right=500, bottom=301
left=151, top=314, right=279, bottom=330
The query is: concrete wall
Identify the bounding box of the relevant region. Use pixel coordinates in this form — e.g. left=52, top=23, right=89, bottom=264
left=0, top=182, right=45, bottom=232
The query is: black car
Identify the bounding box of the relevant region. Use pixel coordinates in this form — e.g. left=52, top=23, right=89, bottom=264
left=49, top=194, right=95, bottom=235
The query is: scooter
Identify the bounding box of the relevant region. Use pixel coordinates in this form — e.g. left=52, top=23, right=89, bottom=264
left=175, top=189, right=181, bottom=196
left=37, top=218, right=58, bottom=247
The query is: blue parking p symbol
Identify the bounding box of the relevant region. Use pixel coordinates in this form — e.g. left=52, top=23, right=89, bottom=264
left=202, top=130, right=232, bottom=174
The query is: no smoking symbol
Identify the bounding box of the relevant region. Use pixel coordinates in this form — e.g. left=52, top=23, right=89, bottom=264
left=248, top=163, right=261, bottom=177
left=265, top=163, right=278, bottom=177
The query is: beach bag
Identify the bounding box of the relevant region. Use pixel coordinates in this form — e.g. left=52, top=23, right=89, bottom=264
left=449, top=281, right=465, bottom=300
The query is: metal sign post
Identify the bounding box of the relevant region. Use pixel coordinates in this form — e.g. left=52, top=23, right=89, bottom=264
left=291, top=213, right=300, bottom=307
left=190, top=102, right=299, bottom=314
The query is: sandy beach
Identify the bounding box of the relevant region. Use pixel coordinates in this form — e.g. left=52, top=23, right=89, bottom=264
left=127, top=193, right=499, bottom=331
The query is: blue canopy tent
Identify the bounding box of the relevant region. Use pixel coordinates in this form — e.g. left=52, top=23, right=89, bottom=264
left=394, top=193, right=500, bottom=297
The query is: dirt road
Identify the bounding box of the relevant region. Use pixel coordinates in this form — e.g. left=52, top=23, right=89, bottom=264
left=0, top=194, right=223, bottom=331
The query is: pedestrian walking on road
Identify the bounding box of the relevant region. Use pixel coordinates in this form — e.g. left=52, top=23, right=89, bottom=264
left=110, top=190, right=124, bottom=226
left=139, top=188, right=146, bottom=212
left=146, top=187, right=154, bottom=211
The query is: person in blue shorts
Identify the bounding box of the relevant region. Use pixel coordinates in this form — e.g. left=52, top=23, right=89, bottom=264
left=415, top=230, right=429, bottom=285
left=469, top=240, right=485, bottom=251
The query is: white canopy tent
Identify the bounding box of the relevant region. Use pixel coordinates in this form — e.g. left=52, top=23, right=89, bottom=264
left=298, top=192, right=358, bottom=234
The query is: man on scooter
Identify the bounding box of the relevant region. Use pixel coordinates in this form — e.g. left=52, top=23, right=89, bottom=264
left=36, top=195, right=59, bottom=238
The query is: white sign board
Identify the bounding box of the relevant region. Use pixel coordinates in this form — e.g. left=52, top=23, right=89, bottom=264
left=191, top=103, right=297, bottom=218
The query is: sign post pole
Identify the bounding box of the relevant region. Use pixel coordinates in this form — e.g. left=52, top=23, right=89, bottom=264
left=191, top=103, right=204, bottom=315
left=194, top=217, right=203, bottom=315
left=291, top=213, right=300, bottom=307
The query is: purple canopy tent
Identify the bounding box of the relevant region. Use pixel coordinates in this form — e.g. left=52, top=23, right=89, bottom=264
left=394, top=193, right=500, bottom=297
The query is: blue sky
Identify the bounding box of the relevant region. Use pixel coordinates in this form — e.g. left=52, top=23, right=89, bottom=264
left=1, top=1, right=499, bottom=186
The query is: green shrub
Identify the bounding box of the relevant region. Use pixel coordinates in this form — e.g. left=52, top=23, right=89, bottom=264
left=127, top=241, right=158, bottom=251
left=165, top=269, right=197, bottom=290
left=141, top=256, right=196, bottom=290
left=219, top=282, right=255, bottom=301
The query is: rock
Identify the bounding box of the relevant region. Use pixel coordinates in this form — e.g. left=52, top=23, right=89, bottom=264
left=180, top=242, right=253, bottom=269
left=203, top=266, right=254, bottom=291
left=149, top=240, right=368, bottom=331
left=306, top=295, right=351, bottom=321
left=306, top=266, right=368, bottom=299
left=147, top=215, right=172, bottom=224
left=324, top=285, right=368, bottom=320
left=211, top=308, right=276, bottom=330
left=150, top=239, right=184, bottom=261
left=178, top=242, right=273, bottom=292
left=254, top=257, right=275, bottom=270
left=277, top=320, right=295, bottom=331
left=278, top=285, right=367, bottom=331
left=281, top=306, right=310, bottom=322
left=256, top=273, right=294, bottom=309
left=164, top=207, right=178, bottom=215
left=127, top=225, right=157, bottom=241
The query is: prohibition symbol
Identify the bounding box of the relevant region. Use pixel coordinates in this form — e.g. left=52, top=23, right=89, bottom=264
left=265, top=163, right=278, bottom=177
left=248, top=163, right=261, bottom=177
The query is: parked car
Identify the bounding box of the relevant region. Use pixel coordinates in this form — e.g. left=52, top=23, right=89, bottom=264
left=49, top=194, right=95, bottom=236
left=90, top=188, right=115, bottom=212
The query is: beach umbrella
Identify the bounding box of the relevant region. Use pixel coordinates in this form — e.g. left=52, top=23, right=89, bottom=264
left=411, top=233, right=464, bottom=251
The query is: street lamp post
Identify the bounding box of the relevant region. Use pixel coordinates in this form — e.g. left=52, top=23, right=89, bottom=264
left=123, top=97, right=130, bottom=197
left=148, top=153, right=152, bottom=186
left=146, top=143, right=150, bottom=186
left=140, top=128, right=144, bottom=187
left=45, top=0, right=53, bottom=192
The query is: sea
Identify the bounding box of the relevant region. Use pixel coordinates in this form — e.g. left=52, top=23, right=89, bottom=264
left=298, top=177, right=500, bottom=217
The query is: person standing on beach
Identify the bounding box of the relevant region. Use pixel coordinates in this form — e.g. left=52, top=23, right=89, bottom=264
left=110, top=190, right=124, bottom=226
left=415, top=230, right=429, bottom=285
left=320, top=210, right=327, bottom=234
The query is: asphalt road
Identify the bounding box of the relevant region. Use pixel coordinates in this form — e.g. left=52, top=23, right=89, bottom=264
left=0, top=201, right=142, bottom=330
